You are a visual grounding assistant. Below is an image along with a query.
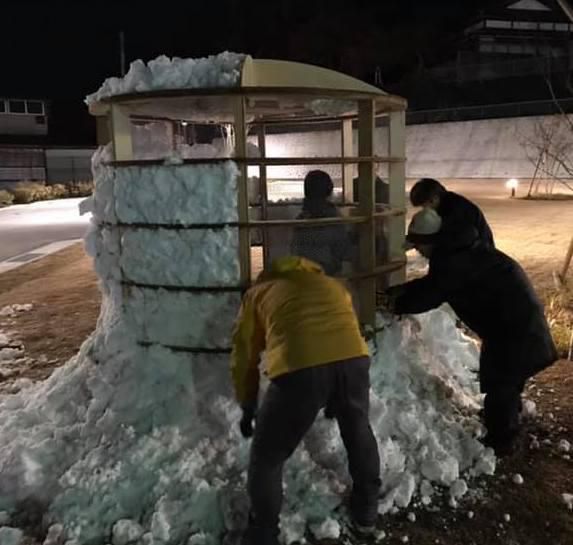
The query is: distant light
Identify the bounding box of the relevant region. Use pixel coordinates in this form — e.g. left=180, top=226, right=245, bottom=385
left=506, top=178, right=519, bottom=190
left=506, top=178, right=519, bottom=198
left=181, top=121, right=188, bottom=126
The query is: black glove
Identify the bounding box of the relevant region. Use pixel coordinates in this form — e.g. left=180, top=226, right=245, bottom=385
left=240, top=405, right=257, bottom=438
left=324, top=399, right=337, bottom=420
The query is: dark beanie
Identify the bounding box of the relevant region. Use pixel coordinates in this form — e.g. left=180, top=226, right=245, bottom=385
left=304, top=170, right=334, bottom=200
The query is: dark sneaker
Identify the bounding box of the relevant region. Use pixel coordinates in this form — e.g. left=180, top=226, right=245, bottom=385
left=240, top=525, right=280, bottom=545
left=483, top=434, right=517, bottom=457
left=347, top=519, right=385, bottom=542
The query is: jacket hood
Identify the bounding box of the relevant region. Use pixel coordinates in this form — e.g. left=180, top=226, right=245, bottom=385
left=256, top=256, right=325, bottom=282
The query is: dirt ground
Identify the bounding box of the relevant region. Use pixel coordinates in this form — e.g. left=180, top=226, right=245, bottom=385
left=0, top=186, right=572, bottom=544
left=0, top=244, right=100, bottom=385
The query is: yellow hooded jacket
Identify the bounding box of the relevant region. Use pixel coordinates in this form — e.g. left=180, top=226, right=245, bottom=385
left=231, top=256, right=369, bottom=406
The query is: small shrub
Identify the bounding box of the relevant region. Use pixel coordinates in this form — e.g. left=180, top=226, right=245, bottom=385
left=10, top=182, right=50, bottom=204
left=0, top=189, right=14, bottom=206
left=50, top=184, right=69, bottom=199
left=68, top=180, right=94, bottom=197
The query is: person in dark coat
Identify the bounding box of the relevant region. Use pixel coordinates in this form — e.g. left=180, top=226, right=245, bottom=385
left=388, top=208, right=557, bottom=454
left=353, top=175, right=390, bottom=205
left=291, top=170, right=350, bottom=275
left=410, top=178, right=495, bottom=249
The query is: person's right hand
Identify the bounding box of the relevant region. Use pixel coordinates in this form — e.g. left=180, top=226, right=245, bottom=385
left=239, top=405, right=256, bottom=438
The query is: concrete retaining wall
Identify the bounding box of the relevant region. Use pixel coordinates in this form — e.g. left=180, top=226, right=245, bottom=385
left=259, top=114, right=562, bottom=181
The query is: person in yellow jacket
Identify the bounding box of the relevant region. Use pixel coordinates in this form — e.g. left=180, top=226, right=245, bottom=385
left=231, top=256, right=381, bottom=545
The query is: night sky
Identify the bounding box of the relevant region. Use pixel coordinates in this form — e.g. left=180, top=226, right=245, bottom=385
left=1, top=0, right=497, bottom=143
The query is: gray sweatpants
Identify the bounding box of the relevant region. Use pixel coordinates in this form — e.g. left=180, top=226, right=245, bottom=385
left=244, top=356, right=380, bottom=545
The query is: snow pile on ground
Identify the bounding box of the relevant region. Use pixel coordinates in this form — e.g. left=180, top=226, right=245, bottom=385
left=86, top=52, right=245, bottom=105
left=0, top=306, right=493, bottom=544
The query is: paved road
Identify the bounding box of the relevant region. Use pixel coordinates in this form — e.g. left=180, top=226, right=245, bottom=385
left=0, top=199, right=90, bottom=262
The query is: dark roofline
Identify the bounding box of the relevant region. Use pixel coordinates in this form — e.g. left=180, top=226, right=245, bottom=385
left=470, top=0, right=569, bottom=23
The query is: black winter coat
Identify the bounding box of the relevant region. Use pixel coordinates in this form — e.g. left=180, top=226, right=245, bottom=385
left=393, top=238, right=557, bottom=392
left=437, top=191, right=495, bottom=249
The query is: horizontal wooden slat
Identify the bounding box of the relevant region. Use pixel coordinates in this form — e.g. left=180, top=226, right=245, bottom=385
left=122, top=280, right=245, bottom=292
left=108, top=155, right=405, bottom=167
left=345, top=259, right=406, bottom=280
left=104, top=209, right=406, bottom=231
left=138, top=341, right=232, bottom=354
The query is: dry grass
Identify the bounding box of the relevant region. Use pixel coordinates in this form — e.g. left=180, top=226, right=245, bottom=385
left=543, top=284, right=573, bottom=358
left=523, top=193, right=573, bottom=201
left=0, top=189, right=15, bottom=206
left=7, top=181, right=93, bottom=205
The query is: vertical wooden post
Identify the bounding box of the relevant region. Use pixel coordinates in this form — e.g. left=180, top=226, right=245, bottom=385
left=110, top=104, right=133, bottom=161
left=341, top=118, right=354, bottom=203
left=357, top=100, right=376, bottom=326
left=96, top=115, right=111, bottom=146
left=388, top=110, right=407, bottom=285
left=234, top=97, right=252, bottom=286
left=257, top=124, right=270, bottom=269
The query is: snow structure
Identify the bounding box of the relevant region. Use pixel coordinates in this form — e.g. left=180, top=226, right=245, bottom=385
left=86, top=52, right=246, bottom=105
left=0, top=54, right=496, bottom=545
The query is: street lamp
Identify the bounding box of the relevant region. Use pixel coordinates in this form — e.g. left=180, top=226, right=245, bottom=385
left=506, top=178, right=519, bottom=198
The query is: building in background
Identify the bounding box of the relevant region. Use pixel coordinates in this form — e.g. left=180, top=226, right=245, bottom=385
left=0, top=97, right=48, bottom=137
left=0, top=96, right=94, bottom=186
left=399, top=0, right=573, bottom=116
left=453, top=0, right=573, bottom=82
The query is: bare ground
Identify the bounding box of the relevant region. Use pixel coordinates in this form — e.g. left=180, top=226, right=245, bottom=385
left=0, top=244, right=100, bottom=387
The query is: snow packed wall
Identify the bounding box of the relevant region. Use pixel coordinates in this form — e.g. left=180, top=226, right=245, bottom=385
left=0, top=53, right=498, bottom=545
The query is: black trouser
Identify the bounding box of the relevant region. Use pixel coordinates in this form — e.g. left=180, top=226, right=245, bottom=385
left=483, top=380, right=525, bottom=444
left=245, top=356, right=380, bottom=545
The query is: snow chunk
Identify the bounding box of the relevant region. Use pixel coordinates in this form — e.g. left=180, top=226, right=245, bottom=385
left=558, top=440, right=571, bottom=453
left=407, top=512, right=416, bottom=522
left=563, top=493, right=573, bottom=510
left=112, top=519, right=144, bottom=545
left=522, top=399, right=537, bottom=418
left=503, top=514, right=511, bottom=523
left=86, top=52, right=245, bottom=105
left=310, top=518, right=341, bottom=540
left=0, top=304, right=33, bottom=317
left=512, top=474, right=524, bottom=485
left=43, top=524, right=65, bottom=545
left=450, top=479, right=468, bottom=499
left=0, top=527, right=24, bottom=545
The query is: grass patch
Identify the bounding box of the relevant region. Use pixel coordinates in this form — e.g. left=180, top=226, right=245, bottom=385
left=543, top=284, right=573, bottom=358
left=523, top=193, right=573, bottom=201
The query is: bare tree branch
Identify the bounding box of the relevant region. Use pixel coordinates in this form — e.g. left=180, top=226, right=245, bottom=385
left=545, top=76, right=573, bottom=133
left=556, top=0, right=573, bottom=23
